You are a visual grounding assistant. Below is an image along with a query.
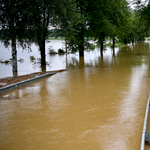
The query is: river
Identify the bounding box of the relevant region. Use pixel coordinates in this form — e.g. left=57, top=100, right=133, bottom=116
left=0, top=41, right=150, bottom=149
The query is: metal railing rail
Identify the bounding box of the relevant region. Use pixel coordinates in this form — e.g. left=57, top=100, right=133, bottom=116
left=0, top=73, right=55, bottom=94
left=140, top=93, right=150, bottom=150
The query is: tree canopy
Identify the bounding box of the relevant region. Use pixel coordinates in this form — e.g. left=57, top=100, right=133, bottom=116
left=0, top=0, right=149, bottom=74
left=0, top=0, right=32, bottom=74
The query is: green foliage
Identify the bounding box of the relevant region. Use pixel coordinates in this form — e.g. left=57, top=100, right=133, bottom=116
left=47, top=36, right=64, bottom=40
left=85, top=43, right=96, bottom=51
left=104, top=41, right=125, bottom=48
left=1, top=0, right=147, bottom=69
left=58, top=48, right=65, bottom=54
left=0, top=0, right=32, bottom=46
left=30, top=56, right=36, bottom=62
left=0, top=59, right=11, bottom=65
left=48, top=46, right=57, bottom=54
left=134, top=2, right=150, bottom=41
left=0, top=58, right=24, bottom=64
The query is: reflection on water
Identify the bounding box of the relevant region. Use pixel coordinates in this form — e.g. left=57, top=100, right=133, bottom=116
left=0, top=40, right=119, bottom=78
left=0, top=43, right=150, bottom=150
left=0, top=40, right=65, bottom=78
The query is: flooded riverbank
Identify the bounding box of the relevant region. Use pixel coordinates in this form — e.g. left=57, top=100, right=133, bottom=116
left=1, top=42, right=150, bottom=149
left=0, top=40, right=66, bottom=78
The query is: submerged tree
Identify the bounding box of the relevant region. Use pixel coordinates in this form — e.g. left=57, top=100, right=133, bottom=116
left=89, top=0, right=132, bottom=51
left=0, top=0, right=31, bottom=75
left=27, top=0, right=77, bottom=66
left=65, top=0, right=133, bottom=57
left=0, top=0, right=74, bottom=72
left=27, top=0, right=55, bottom=66
left=126, top=0, right=150, bottom=43
left=64, top=0, right=89, bottom=57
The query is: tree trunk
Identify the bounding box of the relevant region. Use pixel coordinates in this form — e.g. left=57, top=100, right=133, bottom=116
left=39, top=38, right=46, bottom=65
left=100, top=42, right=103, bottom=52
left=99, top=32, right=105, bottom=57
left=113, top=49, right=115, bottom=57
left=79, top=56, right=84, bottom=68
left=65, top=38, right=67, bottom=53
left=79, top=43, right=84, bottom=57
left=79, top=26, right=84, bottom=57
left=40, top=6, right=47, bottom=66
left=41, top=65, right=46, bottom=72
left=13, top=71, right=18, bottom=77
left=100, top=39, right=104, bottom=57
left=113, top=37, right=115, bottom=49
left=100, top=43, right=103, bottom=58
left=11, top=38, right=18, bottom=74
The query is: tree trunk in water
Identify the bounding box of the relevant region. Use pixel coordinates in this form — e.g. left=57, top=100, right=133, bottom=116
left=132, top=39, right=134, bottom=44
left=113, top=49, right=115, bottom=57
left=100, top=42, right=103, bottom=58
left=65, top=38, right=67, bottom=53
left=79, top=56, right=84, bottom=68
left=99, top=32, right=105, bottom=58
left=39, top=38, right=46, bottom=66
left=79, top=43, right=84, bottom=57
left=79, top=25, right=84, bottom=57
left=112, top=37, right=115, bottom=57
left=113, top=37, right=115, bottom=49
left=11, top=38, right=18, bottom=76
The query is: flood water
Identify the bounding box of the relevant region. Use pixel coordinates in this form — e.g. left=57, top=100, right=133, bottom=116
left=1, top=42, right=150, bottom=149
left=0, top=40, right=66, bottom=78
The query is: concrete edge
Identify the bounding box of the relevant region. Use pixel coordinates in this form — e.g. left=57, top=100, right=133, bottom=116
left=0, top=73, right=55, bottom=94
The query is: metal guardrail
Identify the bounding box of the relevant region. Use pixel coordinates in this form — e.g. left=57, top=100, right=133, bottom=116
left=0, top=73, right=55, bottom=94
left=140, top=93, right=150, bottom=150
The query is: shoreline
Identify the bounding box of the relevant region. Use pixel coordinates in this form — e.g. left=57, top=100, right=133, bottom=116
left=0, top=69, right=66, bottom=88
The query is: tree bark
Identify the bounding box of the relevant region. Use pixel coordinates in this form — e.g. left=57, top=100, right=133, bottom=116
left=79, top=25, right=84, bottom=57
left=78, top=1, right=84, bottom=57
left=99, top=32, right=105, bottom=57
left=100, top=39, right=104, bottom=58
left=11, top=38, right=18, bottom=73
left=100, top=44, right=103, bottom=58
left=39, top=38, right=46, bottom=65
left=79, top=56, right=84, bottom=68
left=41, top=65, right=46, bottom=72
left=39, top=4, right=47, bottom=66
left=112, top=37, right=115, bottom=49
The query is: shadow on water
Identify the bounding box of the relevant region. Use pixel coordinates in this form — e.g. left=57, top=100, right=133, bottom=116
left=67, top=46, right=117, bottom=69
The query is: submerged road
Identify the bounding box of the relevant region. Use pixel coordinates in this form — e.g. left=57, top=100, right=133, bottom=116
left=1, top=43, right=150, bottom=150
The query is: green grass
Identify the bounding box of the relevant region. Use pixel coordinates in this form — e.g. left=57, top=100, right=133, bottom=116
left=145, top=37, right=150, bottom=40
left=47, top=37, right=64, bottom=40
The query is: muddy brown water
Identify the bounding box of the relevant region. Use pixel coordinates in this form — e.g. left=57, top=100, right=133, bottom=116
left=1, top=43, right=150, bottom=150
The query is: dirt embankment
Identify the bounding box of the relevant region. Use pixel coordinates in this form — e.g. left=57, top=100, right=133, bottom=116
left=0, top=70, right=66, bottom=88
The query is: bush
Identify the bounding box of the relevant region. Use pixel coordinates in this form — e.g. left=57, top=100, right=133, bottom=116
left=30, top=56, right=35, bottom=62
left=49, top=49, right=57, bottom=54
left=58, top=48, right=65, bottom=54
left=48, top=46, right=57, bottom=54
